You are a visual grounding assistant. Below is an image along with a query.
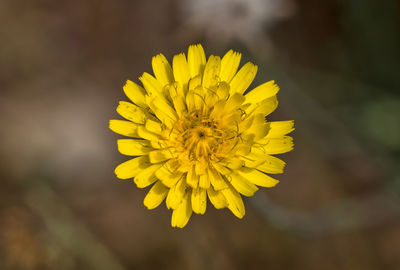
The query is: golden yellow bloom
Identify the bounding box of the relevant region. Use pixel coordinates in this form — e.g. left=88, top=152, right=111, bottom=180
left=110, top=44, right=294, bottom=228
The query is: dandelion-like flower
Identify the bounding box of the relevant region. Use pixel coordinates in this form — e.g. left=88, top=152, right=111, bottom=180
left=110, top=44, right=294, bottom=228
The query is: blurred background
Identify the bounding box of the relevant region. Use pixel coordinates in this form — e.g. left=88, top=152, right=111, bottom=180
left=1, top=0, right=399, bottom=269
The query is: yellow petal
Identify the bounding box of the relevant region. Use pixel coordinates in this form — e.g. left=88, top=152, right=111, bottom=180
left=208, top=168, right=228, bottom=190
left=238, top=168, right=279, bottom=187
left=188, top=44, right=206, bottom=78
left=245, top=80, right=279, bottom=104
left=195, top=161, right=207, bottom=176
left=210, top=100, right=225, bottom=119
left=216, top=81, right=230, bottom=100
left=152, top=53, right=174, bottom=86
left=191, top=188, right=207, bottom=214
left=173, top=53, right=190, bottom=89
left=232, top=144, right=251, bottom=156
left=109, top=120, right=140, bottom=138
left=207, top=187, right=227, bottom=209
left=185, top=90, right=204, bottom=113
left=134, top=163, right=163, bottom=188
left=155, top=162, right=183, bottom=187
left=256, top=158, right=285, bottom=174
left=139, top=72, right=163, bottom=96
left=143, top=181, right=168, bottom=209
left=221, top=185, right=245, bottom=218
left=123, top=80, right=147, bottom=108
left=116, top=101, right=146, bottom=124
left=212, top=162, right=231, bottom=175
left=228, top=173, right=258, bottom=197
left=115, top=156, right=149, bottom=179
left=247, top=95, right=278, bottom=116
left=202, top=55, right=221, bottom=89
left=149, top=140, right=168, bottom=150
left=247, top=112, right=267, bottom=127
left=149, top=149, right=173, bottom=163
left=186, top=165, right=199, bottom=188
left=167, top=82, right=187, bottom=117
left=166, top=177, right=186, bottom=209
left=187, top=79, right=205, bottom=111
left=188, top=74, right=202, bottom=92
left=241, top=114, right=268, bottom=141
left=117, top=139, right=152, bottom=156
left=242, top=152, right=286, bottom=174
left=171, top=192, right=192, bottom=228
left=229, top=62, right=258, bottom=94
left=256, top=136, right=294, bottom=154
left=220, top=49, right=241, bottom=83
left=145, top=119, right=162, bottom=134
left=167, top=81, right=185, bottom=98
left=148, top=96, right=177, bottom=120
left=225, top=92, right=245, bottom=111
left=240, top=152, right=265, bottom=168
left=147, top=97, right=177, bottom=128
left=259, top=95, right=279, bottom=116
left=265, top=120, right=295, bottom=138
left=225, top=158, right=244, bottom=170
left=137, top=126, right=160, bottom=142
left=199, top=174, right=210, bottom=189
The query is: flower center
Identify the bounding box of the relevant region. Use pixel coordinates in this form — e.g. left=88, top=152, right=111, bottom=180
left=173, top=111, right=235, bottom=162
left=182, top=119, right=218, bottom=160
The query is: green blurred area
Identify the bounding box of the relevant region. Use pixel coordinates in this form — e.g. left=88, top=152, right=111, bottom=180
left=0, top=0, right=399, bottom=269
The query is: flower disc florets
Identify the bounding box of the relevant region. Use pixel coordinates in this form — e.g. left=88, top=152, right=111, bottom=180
left=110, top=44, right=294, bottom=228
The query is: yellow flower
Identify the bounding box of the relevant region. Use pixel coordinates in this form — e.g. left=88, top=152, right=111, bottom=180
left=110, top=44, right=294, bottom=228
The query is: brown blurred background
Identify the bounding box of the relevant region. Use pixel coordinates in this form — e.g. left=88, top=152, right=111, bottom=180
left=1, top=0, right=400, bottom=269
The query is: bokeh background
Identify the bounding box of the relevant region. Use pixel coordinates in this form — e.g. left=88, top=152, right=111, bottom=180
left=1, top=0, right=400, bottom=269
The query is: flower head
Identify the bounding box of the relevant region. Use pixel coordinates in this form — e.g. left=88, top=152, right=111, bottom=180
left=110, top=44, right=294, bottom=228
